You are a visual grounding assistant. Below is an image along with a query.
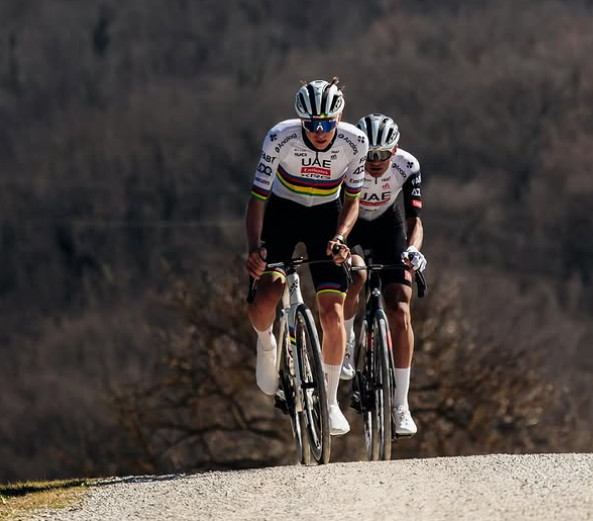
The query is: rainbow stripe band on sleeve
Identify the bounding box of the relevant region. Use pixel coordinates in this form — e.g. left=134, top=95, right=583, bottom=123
left=316, top=282, right=346, bottom=297
left=343, top=185, right=362, bottom=199
left=251, top=186, right=270, bottom=201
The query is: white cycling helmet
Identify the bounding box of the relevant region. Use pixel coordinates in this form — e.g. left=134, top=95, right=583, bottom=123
left=356, top=113, right=400, bottom=150
left=295, top=78, right=345, bottom=119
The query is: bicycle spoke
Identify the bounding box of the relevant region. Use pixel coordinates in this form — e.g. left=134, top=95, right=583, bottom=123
left=374, top=312, right=392, bottom=460
left=279, top=320, right=310, bottom=465
left=296, top=305, right=330, bottom=464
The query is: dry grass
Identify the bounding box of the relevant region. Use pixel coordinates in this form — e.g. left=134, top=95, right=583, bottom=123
left=0, top=479, right=89, bottom=521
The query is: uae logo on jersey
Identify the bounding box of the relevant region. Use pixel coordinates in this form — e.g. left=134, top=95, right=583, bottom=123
left=301, top=157, right=331, bottom=177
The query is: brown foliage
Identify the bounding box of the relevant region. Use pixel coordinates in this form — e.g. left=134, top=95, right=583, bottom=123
left=104, top=261, right=589, bottom=474
left=105, top=262, right=295, bottom=473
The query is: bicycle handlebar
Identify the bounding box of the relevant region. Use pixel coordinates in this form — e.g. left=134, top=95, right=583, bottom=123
left=351, top=263, right=428, bottom=298
left=246, top=245, right=351, bottom=303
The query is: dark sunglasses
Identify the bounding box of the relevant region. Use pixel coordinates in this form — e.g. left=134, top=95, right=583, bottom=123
left=367, top=149, right=393, bottom=162
left=302, top=119, right=338, bottom=133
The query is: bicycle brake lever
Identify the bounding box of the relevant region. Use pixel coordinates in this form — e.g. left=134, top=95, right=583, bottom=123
left=342, top=262, right=353, bottom=286
left=415, top=270, right=427, bottom=298
left=331, top=245, right=353, bottom=285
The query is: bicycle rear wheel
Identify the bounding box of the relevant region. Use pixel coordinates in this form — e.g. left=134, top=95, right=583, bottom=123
left=278, top=316, right=310, bottom=465
left=295, top=304, right=331, bottom=464
left=372, top=310, right=393, bottom=460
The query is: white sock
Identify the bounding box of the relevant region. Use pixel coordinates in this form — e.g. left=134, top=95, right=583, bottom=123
left=253, top=324, right=276, bottom=351
left=394, top=367, right=411, bottom=409
left=344, top=317, right=355, bottom=344
left=324, top=363, right=342, bottom=405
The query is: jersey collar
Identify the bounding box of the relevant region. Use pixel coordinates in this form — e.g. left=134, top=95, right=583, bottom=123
left=301, top=128, right=337, bottom=153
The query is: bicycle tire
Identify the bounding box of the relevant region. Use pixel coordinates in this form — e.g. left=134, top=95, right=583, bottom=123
left=295, top=304, right=331, bottom=464
left=373, top=310, right=392, bottom=460
left=278, top=316, right=310, bottom=465
left=354, top=319, right=376, bottom=461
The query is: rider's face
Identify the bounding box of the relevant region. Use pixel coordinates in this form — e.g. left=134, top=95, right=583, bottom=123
left=365, top=148, right=396, bottom=178
left=302, top=116, right=339, bottom=150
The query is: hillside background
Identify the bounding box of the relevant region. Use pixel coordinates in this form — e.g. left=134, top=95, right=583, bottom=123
left=1, top=0, right=591, bottom=482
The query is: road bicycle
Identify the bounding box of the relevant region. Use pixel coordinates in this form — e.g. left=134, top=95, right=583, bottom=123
left=350, top=253, right=427, bottom=461
left=248, top=253, right=349, bottom=465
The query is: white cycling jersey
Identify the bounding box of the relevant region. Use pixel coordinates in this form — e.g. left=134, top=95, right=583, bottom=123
left=250, top=119, right=368, bottom=207
left=358, top=148, right=422, bottom=221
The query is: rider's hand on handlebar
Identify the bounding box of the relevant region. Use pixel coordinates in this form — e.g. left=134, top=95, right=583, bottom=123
left=401, top=245, right=427, bottom=272
left=327, top=239, right=350, bottom=266
left=245, top=246, right=267, bottom=279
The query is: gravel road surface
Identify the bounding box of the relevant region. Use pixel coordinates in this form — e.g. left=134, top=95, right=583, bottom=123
left=27, top=453, right=592, bottom=521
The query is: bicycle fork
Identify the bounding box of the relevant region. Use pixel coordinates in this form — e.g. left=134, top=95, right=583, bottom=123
left=283, top=271, right=306, bottom=414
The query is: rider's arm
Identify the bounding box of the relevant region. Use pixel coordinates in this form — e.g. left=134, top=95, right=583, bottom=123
left=335, top=196, right=360, bottom=241
left=245, top=123, right=289, bottom=277
left=245, top=196, right=266, bottom=253
left=406, top=216, right=424, bottom=251
left=327, top=131, right=367, bottom=260
left=245, top=196, right=267, bottom=280
left=402, top=168, right=423, bottom=249
left=336, top=126, right=367, bottom=241
left=401, top=164, right=427, bottom=270
left=327, top=197, right=359, bottom=263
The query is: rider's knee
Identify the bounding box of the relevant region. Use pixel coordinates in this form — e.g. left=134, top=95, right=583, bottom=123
left=388, top=301, right=412, bottom=332
left=249, top=276, right=284, bottom=316
left=317, top=297, right=345, bottom=329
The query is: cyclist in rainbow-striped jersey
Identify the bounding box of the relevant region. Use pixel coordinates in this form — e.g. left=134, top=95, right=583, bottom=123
left=245, top=78, right=368, bottom=436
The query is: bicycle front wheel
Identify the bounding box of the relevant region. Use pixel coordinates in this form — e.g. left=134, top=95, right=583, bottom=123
left=278, top=315, right=310, bottom=465
left=372, top=310, right=392, bottom=460
left=295, top=304, right=331, bottom=464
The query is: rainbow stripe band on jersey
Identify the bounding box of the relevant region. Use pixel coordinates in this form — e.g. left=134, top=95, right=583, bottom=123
left=275, top=165, right=344, bottom=197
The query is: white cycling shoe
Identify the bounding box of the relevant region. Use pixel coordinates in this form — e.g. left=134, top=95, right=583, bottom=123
left=340, top=334, right=356, bottom=381
left=256, top=339, right=278, bottom=396
left=328, top=404, right=350, bottom=436
left=394, top=406, right=417, bottom=436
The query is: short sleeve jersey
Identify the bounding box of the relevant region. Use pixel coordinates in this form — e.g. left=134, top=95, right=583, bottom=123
left=250, top=119, right=368, bottom=207
left=358, top=148, right=423, bottom=221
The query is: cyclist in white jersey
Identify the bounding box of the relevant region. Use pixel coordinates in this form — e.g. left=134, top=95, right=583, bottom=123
left=341, top=113, right=427, bottom=437
left=245, top=78, right=368, bottom=436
